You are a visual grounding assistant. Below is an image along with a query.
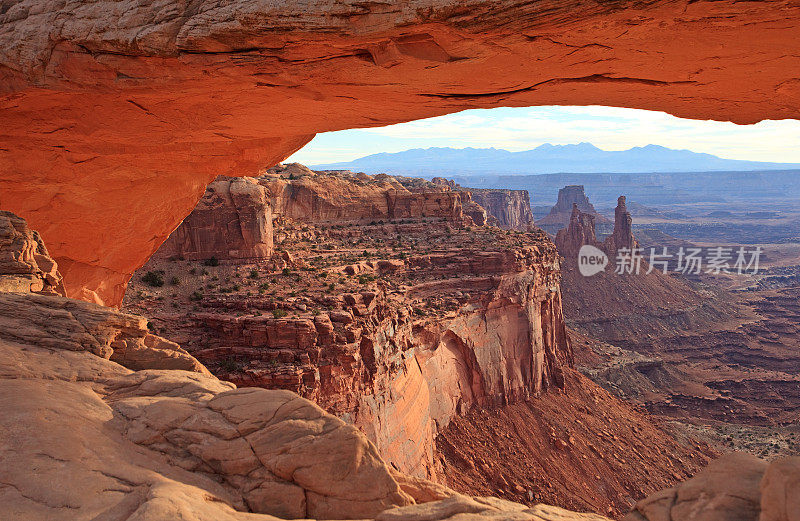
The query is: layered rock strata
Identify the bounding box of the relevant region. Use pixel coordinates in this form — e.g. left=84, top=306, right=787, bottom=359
left=463, top=188, right=534, bottom=230
left=128, top=172, right=572, bottom=478
left=0, top=211, right=617, bottom=521
left=263, top=166, right=470, bottom=224
left=129, top=217, right=571, bottom=480
left=0, top=210, right=64, bottom=295
left=157, top=177, right=274, bottom=262
left=431, top=179, right=535, bottom=230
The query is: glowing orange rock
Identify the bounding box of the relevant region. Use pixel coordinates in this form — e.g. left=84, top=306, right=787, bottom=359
left=2, top=0, right=799, bottom=304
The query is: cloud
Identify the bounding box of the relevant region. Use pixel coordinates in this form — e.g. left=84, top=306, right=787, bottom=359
left=286, top=106, right=800, bottom=165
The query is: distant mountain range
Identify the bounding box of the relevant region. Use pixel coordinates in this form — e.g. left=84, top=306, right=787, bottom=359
left=311, top=143, right=800, bottom=175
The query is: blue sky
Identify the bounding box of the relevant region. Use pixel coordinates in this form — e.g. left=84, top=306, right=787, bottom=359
left=286, top=106, right=800, bottom=165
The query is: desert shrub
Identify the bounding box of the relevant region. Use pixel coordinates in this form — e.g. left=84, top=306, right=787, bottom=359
left=170, top=276, right=180, bottom=286
left=190, top=291, right=203, bottom=301
left=141, top=271, right=164, bottom=287
left=272, top=309, right=288, bottom=319
left=282, top=268, right=291, bottom=276
left=249, top=270, right=259, bottom=279
left=219, top=357, right=243, bottom=372
left=203, top=257, right=219, bottom=267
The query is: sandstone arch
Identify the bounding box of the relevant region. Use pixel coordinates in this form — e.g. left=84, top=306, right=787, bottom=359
left=2, top=0, right=799, bottom=305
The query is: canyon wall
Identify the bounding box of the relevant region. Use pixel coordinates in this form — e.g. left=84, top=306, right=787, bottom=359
left=264, top=166, right=468, bottom=224
left=161, top=237, right=570, bottom=480
left=463, top=189, right=535, bottom=230
left=130, top=170, right=572, bottom=479
left=157, top=177, right=274, bottom=262
left=3, top=0, right=800, bottom=304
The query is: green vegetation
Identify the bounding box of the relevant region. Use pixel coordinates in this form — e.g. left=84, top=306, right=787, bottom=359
left=141, top=271, right=164, bottom=287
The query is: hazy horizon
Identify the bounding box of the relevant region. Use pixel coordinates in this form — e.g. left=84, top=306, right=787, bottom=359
left=286, top=105, right=800, bottom=166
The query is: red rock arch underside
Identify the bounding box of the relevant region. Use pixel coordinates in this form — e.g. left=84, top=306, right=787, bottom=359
left=1, top=0, right=799, bottom=305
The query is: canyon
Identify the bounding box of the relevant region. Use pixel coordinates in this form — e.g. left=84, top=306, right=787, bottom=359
left=122, top=167, right=722, bottom=516
left=3, top=1, right=800, bottom=520
left=2, top=210, right=610, bottom=520
left=125, top=168, right=575, bottom=480
left=551, top=189, right=800, bottom=461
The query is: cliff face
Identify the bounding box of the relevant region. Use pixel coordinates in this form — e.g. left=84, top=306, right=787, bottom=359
left=167, top=235, right=570, bottom=480
left=264, top=166, right=468, bottom=224
left=157, top=177, right=274, bottom=261
left=3, top=0, right=800, bottom=304
left=464, top=189, right=534, bottom=230
left=129, top=170, right=572, bottom=479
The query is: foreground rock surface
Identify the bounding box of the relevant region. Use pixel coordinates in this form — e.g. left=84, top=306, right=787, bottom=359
left=626, top=453, right=800, bottom=521
left=0, top=292, right=410, bottom=520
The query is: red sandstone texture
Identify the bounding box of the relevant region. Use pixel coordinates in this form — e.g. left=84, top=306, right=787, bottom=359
left=157, top=176, right=274, bottom=262
left=3, top=0, right=800, bottom=304
left=125, top=168, right=572, bottom=480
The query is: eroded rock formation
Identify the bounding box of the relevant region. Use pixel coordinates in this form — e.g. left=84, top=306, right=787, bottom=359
left=538, top=186, right=610, bottom=233
left=157, top=177, right=274, bottom=262
left=0, top=210, right=64, bottom=295
left=604, top=196, right=638, bottom=253
left=555, top=195, right=637, bottom=262
left=3, top=0, right=800, bottom=304
left=128, top=170, right=572, bottom=480
left=0, top=211, right=616, bottom=521
left=463, top=188, right=534, bottom=230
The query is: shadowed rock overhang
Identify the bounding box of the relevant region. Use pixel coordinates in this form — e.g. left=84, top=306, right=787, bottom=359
left=1, top=0, right=799, bottom=305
